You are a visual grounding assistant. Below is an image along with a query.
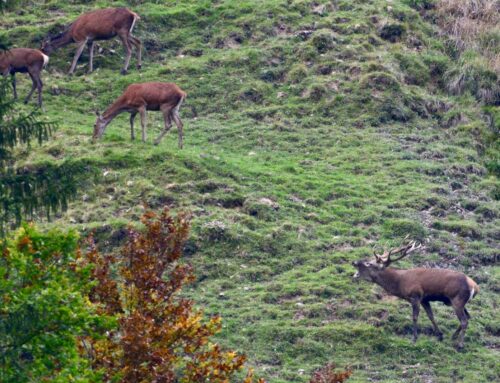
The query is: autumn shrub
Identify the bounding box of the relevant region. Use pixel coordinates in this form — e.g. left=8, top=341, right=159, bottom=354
left=309, top=363, right=352, bottom=383
left=85, top=209, right=263, bottom=383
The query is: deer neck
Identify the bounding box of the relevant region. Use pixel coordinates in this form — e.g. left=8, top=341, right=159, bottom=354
left=101, top=98, right=128, bottom=126
left=372, top=268, right=404, bottom=297
left=49, top=30, right=74, bottom=50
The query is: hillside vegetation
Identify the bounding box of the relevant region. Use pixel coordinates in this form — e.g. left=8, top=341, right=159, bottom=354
left=1, top=0, right=499, bottom=381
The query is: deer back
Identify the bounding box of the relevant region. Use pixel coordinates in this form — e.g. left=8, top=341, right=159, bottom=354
left=122, top=83, right=186, bottom=109
left=398, top=268, right=473, bottom=299
left=71, top=8, right=138, bottom=41
left=0, top=48, right=46, bottom=71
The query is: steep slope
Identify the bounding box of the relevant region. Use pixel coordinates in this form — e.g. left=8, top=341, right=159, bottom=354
left=1, top=0, right=498, bottom=381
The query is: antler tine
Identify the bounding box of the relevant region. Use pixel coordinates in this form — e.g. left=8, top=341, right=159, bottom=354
left=387, top=240, right=422, bottom=264
left=373, top=247, right=382, bottom=262
left=373, top=245, right=389, bottom=263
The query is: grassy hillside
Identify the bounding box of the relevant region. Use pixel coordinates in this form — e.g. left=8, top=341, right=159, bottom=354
left=1, top=0, right=499, bottom=381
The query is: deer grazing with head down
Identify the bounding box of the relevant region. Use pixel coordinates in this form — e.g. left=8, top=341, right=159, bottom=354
left=352, top=238, right=479, bottom=349
left=0, top=48, right=49, bottom=108
left=41, top=7, right=141, bottom=75
left=93, top=82, right=186, bottom=148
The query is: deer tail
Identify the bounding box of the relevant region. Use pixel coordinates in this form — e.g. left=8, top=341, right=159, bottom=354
left=130, top=11, right=140, bottom=33
left=466, top=276, right=479, bottom=302
left=174, top=93, right=186, bottom=114
left=41, top=53, right=50, bottom=67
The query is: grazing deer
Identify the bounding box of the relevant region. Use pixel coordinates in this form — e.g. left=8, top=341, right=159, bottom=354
left=41, top=7, right=141, bottom=75
left=0, top=48, right=49, bottom=108
left=93, top=82, right=186, bottom=148
left=352, top=239, right=479, bottom=349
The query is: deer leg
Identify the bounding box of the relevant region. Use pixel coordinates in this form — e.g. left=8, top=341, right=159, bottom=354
left=11, top=73, right=17, bottom=99
left=410, top=297, right=421, bottom=343
left=138, top=107, right=147, bottom=142
left=36, top=74, right=43, bottom=109
left=87, top=40, right=95, bottom=73
left=421, top=301, right=443, bottom=341
left=118, top=33, right=132, bottom=75
left=172, top=109, right=184, bottom=149
left=69, top=39, right=88, bottom=75
left=128, top=35, right=142, bottom=70
left=464, top=307, right=470, bottom=319
left=452, top=305, right=468, bottom=350
left=130, top=112, right=137, bottom=140
left=154, top=107, right=173, bottom=145
left=24, top=73, right=37, bottom=104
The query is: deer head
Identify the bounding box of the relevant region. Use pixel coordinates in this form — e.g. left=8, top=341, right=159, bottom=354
left=352, top=237, right=422, bottom=281
left=40, top=38, right=54, bottom=55
left=92, top=111, right=107, bottom=141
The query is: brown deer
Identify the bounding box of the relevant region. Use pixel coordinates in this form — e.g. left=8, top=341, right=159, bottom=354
left=41, top=7, right=141, bottom=75
left=0, top=48, right=49, bottom=108
left=93, top=82, right=186, bottom=148
left=352, top=239, right=479, bottom=349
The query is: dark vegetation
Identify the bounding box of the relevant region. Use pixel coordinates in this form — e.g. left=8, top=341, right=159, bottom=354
left=0, top=0, right=498, bottom=381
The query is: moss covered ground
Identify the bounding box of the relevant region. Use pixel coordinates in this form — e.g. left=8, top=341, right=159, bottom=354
left=1, top=0, right=499, bottom=381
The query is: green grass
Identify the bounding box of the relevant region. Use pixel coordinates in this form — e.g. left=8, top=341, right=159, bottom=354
left=2, top=0, right=499, bottom=381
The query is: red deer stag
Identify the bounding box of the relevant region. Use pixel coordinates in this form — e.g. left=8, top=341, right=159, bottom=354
left=93, top=82, right=186, bottom=148
left=0, top=48, right=49, bottom=108
left=352, top=239, right=479, bottom=349
left=41, top=7, right=141, bottom=75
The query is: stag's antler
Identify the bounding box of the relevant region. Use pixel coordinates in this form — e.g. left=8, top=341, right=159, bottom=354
left=373, top=236, right=423, bottom=266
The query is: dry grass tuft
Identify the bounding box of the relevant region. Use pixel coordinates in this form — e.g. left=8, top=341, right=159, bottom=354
left=436, top=0, right=500, bottom=74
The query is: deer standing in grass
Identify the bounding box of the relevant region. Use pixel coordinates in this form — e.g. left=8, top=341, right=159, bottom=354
left=93, top=82, right=186, bottom=148
left=352, top=239, right=479, bottom=349
left=41, top=7, right=141, bottom=75
left=0, top=48, right=49, bottom=108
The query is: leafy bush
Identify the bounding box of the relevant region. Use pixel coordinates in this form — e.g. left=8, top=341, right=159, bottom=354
left=0, top=225, right=106, bottom=383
